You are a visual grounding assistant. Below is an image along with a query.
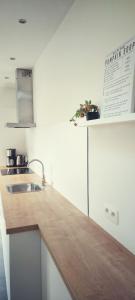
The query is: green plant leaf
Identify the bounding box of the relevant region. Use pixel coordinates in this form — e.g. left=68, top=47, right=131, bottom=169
left=75, top=110, right=80, bottom=118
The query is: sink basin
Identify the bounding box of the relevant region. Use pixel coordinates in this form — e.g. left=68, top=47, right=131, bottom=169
left=6, top=183, right=42, bottom=194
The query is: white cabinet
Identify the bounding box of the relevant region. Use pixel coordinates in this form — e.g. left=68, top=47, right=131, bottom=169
left=0, top=194, right=10, bottom=300
left=10, top=230, right=42, bottom=300
left=0, top=226, right=41, bottom=300
left=0, top=194, right=42, bottom=300
left=0, top=195, right=72, bottom=300
left=41, top=239, right=72, bottom=300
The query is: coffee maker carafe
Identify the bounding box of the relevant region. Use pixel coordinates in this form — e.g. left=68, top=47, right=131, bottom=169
left=6, top=148, right=16, bottom=167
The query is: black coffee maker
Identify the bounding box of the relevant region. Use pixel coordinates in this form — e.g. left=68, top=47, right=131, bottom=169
left=6, top=148, right=16, bottom=167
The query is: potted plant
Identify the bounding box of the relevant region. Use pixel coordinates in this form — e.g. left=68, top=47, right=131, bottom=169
left=70, top=100, right=100, bottom=125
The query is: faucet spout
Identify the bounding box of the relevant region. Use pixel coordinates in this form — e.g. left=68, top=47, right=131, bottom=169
left=28, top=159, right=46, bottom=187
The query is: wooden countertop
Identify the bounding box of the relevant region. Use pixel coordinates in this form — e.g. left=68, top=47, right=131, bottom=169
left=0, top=172, right=135, bottom=300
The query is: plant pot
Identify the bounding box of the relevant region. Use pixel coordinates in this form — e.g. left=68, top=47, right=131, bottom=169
left=86, top=111, right=100, bottom=121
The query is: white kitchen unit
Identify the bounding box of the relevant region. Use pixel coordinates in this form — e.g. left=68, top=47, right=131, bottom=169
left=0, top=227, right=41, bottom=300
left=0, top=193, right=41, bottom=300
left=0, top=196, right=72, bottom=300
left=0, top=194, right=10, bottom=300
left=9, top=230, right=42, bottom=300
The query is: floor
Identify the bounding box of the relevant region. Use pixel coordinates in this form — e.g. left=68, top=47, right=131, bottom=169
left=0, top=231, right=8, bottom=300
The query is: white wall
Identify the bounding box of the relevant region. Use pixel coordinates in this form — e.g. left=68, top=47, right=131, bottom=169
left=0, top=86, right=26, bottom=165
left=26, top=124, right=87, bottom=214
left=88, top=124, right=135, bottom=254
left=26, top=0, right=135, bottom=253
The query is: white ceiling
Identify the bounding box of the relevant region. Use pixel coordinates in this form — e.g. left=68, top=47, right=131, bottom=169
left=0, top=0, right=74, bottom=87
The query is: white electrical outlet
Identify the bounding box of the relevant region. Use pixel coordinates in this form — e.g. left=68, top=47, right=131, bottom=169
left=104, top=204, right=119, bottom=225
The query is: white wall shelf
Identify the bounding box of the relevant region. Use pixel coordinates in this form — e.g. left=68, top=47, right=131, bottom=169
left=77, top=113, right=135, bottom=127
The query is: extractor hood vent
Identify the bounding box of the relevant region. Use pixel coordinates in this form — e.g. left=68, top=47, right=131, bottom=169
left=6, top=68, right=36, bottom=128
left=6, top=122, right=36, bottom=128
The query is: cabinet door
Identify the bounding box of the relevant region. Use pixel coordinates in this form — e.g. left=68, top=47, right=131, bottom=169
left=0, top=194, right=10, bottom=300
left=10, top=230, right=42, bottom=300
left=41, top=239, right=72, bottom=300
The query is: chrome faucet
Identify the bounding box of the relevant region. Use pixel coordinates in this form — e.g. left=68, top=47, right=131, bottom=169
left=28, top=159, right=46, bottom=187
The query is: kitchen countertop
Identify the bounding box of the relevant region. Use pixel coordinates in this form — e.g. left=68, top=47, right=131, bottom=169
left=0, top=172, right=135, bottom=300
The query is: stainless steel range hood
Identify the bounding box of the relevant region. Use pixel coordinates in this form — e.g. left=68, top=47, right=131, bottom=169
left=6, top=68, right=36, bottom=128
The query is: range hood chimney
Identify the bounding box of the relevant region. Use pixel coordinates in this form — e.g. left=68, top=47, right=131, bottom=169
left=6, top=68, right=36, bottom=128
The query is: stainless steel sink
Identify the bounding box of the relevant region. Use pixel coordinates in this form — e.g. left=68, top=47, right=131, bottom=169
left=6, top=183, right=43, bottom=194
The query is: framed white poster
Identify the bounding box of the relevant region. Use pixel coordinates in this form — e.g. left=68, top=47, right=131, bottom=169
left=102, top=37, right=135, bottom=118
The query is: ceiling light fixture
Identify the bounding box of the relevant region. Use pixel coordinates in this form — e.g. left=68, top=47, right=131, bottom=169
left=18, top=18, right=27, bottom=24
left=10, top=57, right=16, bottom=60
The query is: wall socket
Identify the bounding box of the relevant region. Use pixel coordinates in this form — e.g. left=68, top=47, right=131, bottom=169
left=104, top=204, right=119, bottom=225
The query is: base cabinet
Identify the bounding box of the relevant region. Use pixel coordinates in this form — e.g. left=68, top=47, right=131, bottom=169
left=10, top=231, right=42, bottom=300
left=0, top=194, right=10, bottom=300
left=0, top=216, right=72, bottom=299
left=0, top=229, right=42, bottom=300
left=1, top=192, right=72, bottom=300
left=41, top=239, right=72, bottom=300
left=8, top=235, right=72, bottom=300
